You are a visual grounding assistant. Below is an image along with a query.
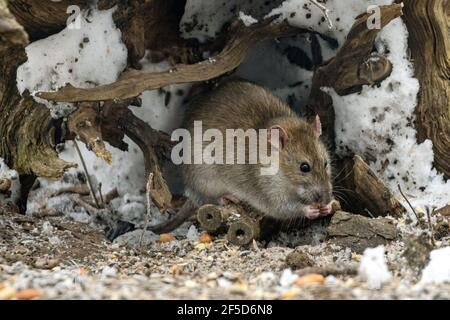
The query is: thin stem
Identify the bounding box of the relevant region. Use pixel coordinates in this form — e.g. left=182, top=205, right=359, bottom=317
left=73, top=140, right=99, bottom=208
left=397, top=184, right=420, bottom=224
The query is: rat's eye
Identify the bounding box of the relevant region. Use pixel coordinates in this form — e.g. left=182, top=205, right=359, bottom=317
left=325, top=160, right=328, bottom=168
left=300, top=162, right=311, bottom=173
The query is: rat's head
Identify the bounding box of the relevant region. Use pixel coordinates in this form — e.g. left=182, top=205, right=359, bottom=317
left=268, top=115, right=332, bottom=208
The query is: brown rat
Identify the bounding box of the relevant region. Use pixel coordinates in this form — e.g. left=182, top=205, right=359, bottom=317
left=179, top=80, right=333, bottom=221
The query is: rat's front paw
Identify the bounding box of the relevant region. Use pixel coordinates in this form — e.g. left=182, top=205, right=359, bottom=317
left=304, top=205, right=321, bottom=220
left=319, top=202, right=333, bottom=217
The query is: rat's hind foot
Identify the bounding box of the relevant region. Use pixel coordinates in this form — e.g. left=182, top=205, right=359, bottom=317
left=218, top=194, right=241, bottom=206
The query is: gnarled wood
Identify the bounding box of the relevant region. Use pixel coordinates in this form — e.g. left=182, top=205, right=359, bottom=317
left=305, top=3, right=402, bottom=146
left=100, top=102, right=173, bottom=210
left=336, top=156, right=406, bottom=217
left=8, top=0, right=89, bottom=40
left=398, top=0, right=450, bottom=178
left=0, top=1, right=76, bottom=179
left=37, top=17, right=306, bottom=103
left=67, top=103, right=112, bottom=165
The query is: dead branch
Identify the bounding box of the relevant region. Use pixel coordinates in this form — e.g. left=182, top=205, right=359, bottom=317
left=305, top=3, right=403, bottom=145
left=397, top=0, right=450, bottom=178
left=100, top=102, right=173, bottom=210
left=104, top=187, right=119, bottom=204
left=36, top=17, right=306, bottom=102
left=8, top=0, right=89, bottom=41
left=296, top=265, right=357, bottom=277
left=67, top=103, right=112, bottom=165
left=48, top=185, right=90, bottom=198
left=435, top=204, right=450, bottom=217
left=337, top=156, right=406, bottom=217
left=0, top=2, right=76, bottom=179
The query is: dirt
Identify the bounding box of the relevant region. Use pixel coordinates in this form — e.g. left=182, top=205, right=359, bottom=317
left=1, top=207, right=450, bottom=300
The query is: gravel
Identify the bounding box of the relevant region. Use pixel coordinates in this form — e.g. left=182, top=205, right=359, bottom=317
left=1, top=208, right=449, bottom=300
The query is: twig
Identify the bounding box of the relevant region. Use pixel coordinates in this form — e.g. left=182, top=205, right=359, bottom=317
left=397, top=184, right=420, bottom=224
left=104, top=187, right=119, bottom=204
left=48, top=184, right=90, bottom=197
left=309, top=0, right=333, bottom=28
left=140, top=173, right=154, bottom=246
left=73, top=139, right=100, bottom=208
left=364, top=208, right=375, bottom=219
left=426, top=207, right=436, bottom=247
left=37, top=16, right=305, bottom=102
left=98, top=182, right=105, bottom=207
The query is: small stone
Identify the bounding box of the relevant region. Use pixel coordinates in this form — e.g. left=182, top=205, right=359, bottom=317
left=285, top=249, right=314, bottom=270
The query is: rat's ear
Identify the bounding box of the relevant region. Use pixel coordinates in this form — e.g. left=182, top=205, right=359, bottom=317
left=268, top=125, right=289, bottom=149
left=311, top=115, right=322, bottom=138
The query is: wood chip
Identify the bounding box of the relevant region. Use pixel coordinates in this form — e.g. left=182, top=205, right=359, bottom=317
left=159, top=233, right=176, bottom=243
left=15, top=289, right=42, bottom=300
left=199, top=232, right=214, bottom=243
left=294, top=273, right=325, bottom=286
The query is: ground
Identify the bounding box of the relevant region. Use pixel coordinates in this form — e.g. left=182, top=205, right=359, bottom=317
left=0, top=207, right=449, bottom=300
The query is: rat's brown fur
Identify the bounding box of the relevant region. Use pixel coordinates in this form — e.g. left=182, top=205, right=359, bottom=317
left=180, top=80, right=332, bottom=220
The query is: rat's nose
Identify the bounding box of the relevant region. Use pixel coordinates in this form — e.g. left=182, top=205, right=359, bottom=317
left=312, top=190, right=331, bottom=205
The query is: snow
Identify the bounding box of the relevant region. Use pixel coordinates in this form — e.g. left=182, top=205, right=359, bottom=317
left=24, top=50, right=190, bottom=228
left=419, top=247, right=450, bottom=285
left=181, top=0, right=285, bottom=42
left=358, top=246, right=392, bottom=290
left=0, top=158, right=20, bottom=204
left=267, top=0, right=393, bottom=49
left=279, top=268, right=298, bottom=287
left=238, top=12, right=258, bottom=27
left=16, top=7, right=128, bottom=118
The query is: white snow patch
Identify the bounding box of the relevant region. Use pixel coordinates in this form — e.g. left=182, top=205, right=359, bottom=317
left=267, top=0, right=393, bottom=49
left=358, top=246, right=392, bottom=290
left=239, top=12, right=258, bottom=27
left=181, top=0, right=285, bottom=42
left=279, top=268, right=298, bottom=287
left=419, top=247, right=450, bottom=285
left=16, top=8, right=128, bottom=118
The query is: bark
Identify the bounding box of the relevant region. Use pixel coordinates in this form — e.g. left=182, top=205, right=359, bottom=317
left=8, top=0, right=89, bottom=40
left=37, top=17, right=307, bottom=102
left=397, top=0, right=450, bottom=178
left=0, top=1, right=76, bottom=179
left=335, top=156, right=406, bottom=217
left=305, top=4, right=402, bottom=146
